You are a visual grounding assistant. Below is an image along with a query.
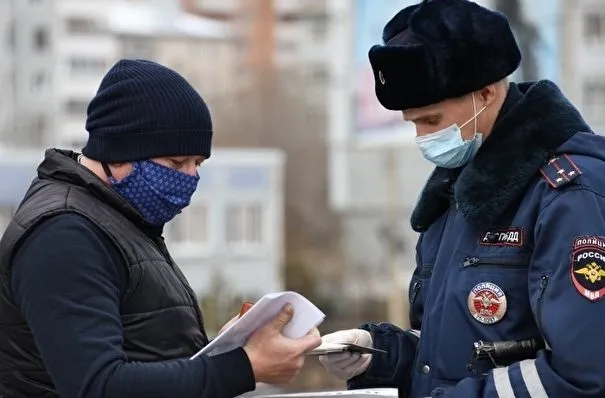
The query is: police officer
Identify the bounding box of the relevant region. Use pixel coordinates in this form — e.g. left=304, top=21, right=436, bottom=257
left=319, top=0, right=605, bottom=397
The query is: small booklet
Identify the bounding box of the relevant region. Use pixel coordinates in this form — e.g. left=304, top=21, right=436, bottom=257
left=307, top=341, right=388, bottom=356
left=191, top=291, right=325, bottom=359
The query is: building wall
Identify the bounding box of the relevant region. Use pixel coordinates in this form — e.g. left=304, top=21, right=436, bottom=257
left=5, top=0, right=56, bottom=148
left=1, top=0, right=238, bottom=150
left=0, top=0, right=14, bottom=143
left=184, top=0, right=330, bottom=105
left=168, top=149, right=285, bottom=297
left=141, top=36, right=239, bottom=100
left=338, top=144, right=433, bottom=303
left=561, top=0, right=605, bottom=134
left=54, top=0, right=120, bottom=148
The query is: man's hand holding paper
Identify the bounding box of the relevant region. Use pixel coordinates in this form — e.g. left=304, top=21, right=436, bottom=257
left=244, top=304, right=321, bottom=385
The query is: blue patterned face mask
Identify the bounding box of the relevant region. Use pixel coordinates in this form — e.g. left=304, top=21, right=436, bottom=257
left=106, top=160, right=200, bottom=226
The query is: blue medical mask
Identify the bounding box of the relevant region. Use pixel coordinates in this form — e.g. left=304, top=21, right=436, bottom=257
left=415, top=93, right=487, bottom=168
left=106, top=160, right=200, bottom=226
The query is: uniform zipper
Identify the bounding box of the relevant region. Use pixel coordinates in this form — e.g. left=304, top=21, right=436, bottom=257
left=411, top=203, right=455, bottom=395
left=536, top=275, right=550, bottom=333
left=410, top=281, right=421, bottom=305
left=461, top=256, right=529, bottom=268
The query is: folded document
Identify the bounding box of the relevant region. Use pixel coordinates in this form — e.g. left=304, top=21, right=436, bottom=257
left=191, top=291, right=325, bottom=359
left=307, top=342, right=387, bottom=356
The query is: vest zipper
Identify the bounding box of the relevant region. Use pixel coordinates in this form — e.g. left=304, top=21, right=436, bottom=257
left=461, top=256, right=529, bottom=268
left=154, top=237, right=208, bottom=344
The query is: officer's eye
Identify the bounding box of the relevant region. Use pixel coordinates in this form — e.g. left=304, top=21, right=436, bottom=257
left=413, top=114, right=442, bottom=126
left=425, top=116, right=441, bottom=126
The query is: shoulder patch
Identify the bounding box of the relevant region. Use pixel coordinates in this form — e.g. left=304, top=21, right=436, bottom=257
left=540, top=154, right=582, bottom=189
left=571, top=236, right=605, bottom=302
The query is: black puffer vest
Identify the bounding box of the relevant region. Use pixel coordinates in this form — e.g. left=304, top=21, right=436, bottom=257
left=0, top=149, right=208, bottom=397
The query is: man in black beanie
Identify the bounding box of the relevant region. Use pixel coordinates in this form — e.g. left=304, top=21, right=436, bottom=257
left=0, top=59, right=320, bottom=398
left=319, top=0, right=605, bottom=397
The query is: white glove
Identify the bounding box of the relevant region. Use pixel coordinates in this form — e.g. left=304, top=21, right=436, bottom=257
left=318, top=329, right=373, bottom=380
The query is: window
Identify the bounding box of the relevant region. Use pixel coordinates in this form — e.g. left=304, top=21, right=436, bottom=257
left=277, top=41, right=297, bottom=53
left=312, top=65, right=329, bottom=82
left=33, top=27, right=49, bottom=51
left=66, top=17, right=98, bottom=34
left=65, top=99, right=89, bottom=116
left=225, top=203, right=263, bottom=248
left=65, top=99, right=87, bottom=115
left=69, top=57, right=107, bottom=76
left=31, top=115, right=47, bottom=145
left=121, top=38, right=155, bottom=59
left=583, top=81, right=605, bottom=124
left=33, top=115, right=46, bottom=135
left=585, top=13, right=605, bottom=45
left=68, top=139, right=86, bottom=151
left=169, top=204, right=209, bottom=246
left=31, top=71, right=48, bottom=92
left=6, top=22, right=15, bottom=52
left=311, top=19, right=327, bottom=41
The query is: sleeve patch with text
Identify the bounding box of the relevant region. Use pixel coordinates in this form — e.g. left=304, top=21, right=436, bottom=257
left=571, top=236, right=605, bottom=302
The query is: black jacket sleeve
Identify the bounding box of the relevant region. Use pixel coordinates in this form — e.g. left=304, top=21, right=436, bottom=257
left=10, top=213, right=256, bottom=398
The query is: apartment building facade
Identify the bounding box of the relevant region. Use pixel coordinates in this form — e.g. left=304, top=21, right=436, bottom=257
left=1, top=0, right=56, bottom=148
left=561, top=0, right=605, bottom=134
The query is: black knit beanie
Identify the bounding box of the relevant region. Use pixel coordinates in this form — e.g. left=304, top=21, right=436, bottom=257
left=82, top=59, right=213, bottom=162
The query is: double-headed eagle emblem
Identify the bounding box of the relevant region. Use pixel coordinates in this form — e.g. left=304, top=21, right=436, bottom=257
left=473, top=292, right=501, bottom=309
left=575, top=262, right=605, bottom=284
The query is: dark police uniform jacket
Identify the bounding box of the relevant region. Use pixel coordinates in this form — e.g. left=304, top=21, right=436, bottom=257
left=349, top=81, right=605, bottom=398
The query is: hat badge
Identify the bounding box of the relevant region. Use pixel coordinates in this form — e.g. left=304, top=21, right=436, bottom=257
left=378, top=70, right=386, bottom=85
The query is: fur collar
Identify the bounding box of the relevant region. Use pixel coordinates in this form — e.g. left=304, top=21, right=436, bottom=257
left=411, top=80, right=593, bottom=232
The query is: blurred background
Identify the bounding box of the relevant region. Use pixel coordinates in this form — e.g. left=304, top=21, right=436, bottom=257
left=0, top=0, right=604, bottom=394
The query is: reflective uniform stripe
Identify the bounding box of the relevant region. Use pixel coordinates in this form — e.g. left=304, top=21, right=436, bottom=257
left=492, top=360, right=548, bottom=398
left=408, top=329, right=421, bottom=338
left=493, top=367, right=515, bottom=398
left=519, top=359, right=549, bottom=398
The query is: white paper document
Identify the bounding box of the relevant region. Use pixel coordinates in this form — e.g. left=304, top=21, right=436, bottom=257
left=252, top=388, right=399, bottom=397
left=191, top=291, right=325, bottom=359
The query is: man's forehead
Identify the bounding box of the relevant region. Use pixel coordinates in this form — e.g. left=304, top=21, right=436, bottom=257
left=162, top=155, right=205, bottom=162
left=403, top=103, right=442, bottom=120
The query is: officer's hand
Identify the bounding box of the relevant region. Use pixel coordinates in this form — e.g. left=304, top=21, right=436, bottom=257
left=318, top=329, right=373, bottom=380
left=244, top=304, right=321, bottom=385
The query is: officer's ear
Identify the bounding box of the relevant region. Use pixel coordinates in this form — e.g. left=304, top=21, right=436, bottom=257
left=477, top=80, right=505, bottom=108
